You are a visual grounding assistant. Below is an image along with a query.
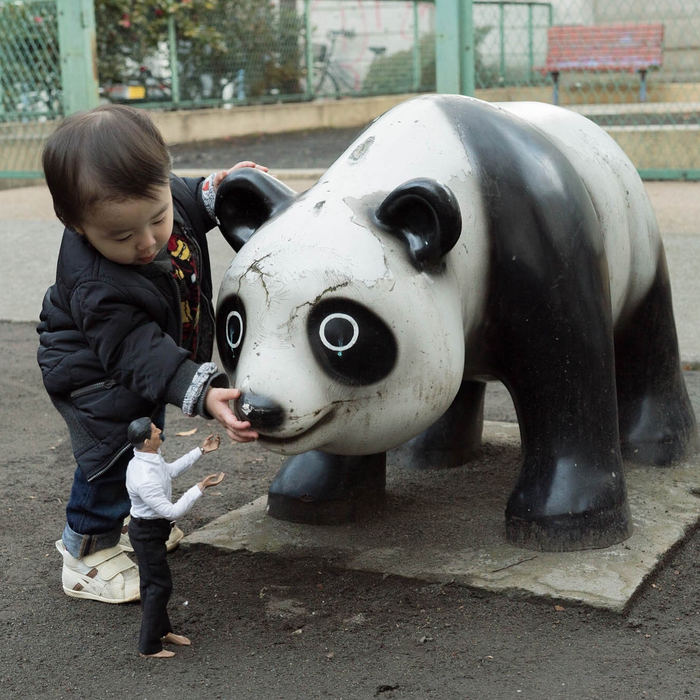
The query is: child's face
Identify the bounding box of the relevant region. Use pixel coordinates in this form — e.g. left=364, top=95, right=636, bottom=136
left=75, top=184, right=173, bottom=266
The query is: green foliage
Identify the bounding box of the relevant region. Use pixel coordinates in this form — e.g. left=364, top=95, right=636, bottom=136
left=363, top=27, right=494, bottom=95
left=95, top=0, right=304, bottom=101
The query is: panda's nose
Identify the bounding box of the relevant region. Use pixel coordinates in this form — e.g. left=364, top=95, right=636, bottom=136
left=234, top=392, right=285, bottom=431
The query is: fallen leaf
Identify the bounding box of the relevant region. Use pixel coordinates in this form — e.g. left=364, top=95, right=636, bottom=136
left=176, top=428, right=198, bottom=436
left=554, top=605, right=565, bottom=611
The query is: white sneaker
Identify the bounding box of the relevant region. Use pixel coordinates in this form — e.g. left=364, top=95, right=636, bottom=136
left=119, top=518, right=134, bottom=552
left=119, top=517, right=184, bottom=553
left=56, top=540, right=140, bottom=603
left=165, top=525, right=185, bottom=552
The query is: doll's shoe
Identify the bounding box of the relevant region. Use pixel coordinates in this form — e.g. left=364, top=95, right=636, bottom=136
left=56, top=540, right=140, bottom=603
left=119, top=517, right=184, bottom=553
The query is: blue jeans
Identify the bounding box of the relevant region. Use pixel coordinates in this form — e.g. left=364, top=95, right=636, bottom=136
left=62, top=408, right=166, bottom=559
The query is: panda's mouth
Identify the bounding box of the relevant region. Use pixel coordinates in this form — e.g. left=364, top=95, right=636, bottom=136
left=259, top=408, right=336, bottom=446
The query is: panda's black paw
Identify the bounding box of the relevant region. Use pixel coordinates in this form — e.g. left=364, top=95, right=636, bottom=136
left=505, top=457, right=632, bottom=552
left=266, top=451, right=387, bottom=525
left=620, top=394, right=699, bottom=466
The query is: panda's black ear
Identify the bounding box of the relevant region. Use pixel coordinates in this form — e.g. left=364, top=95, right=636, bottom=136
left=215, top=169, right=296, bottom=251
left=376, top=178, right=461, bottom=270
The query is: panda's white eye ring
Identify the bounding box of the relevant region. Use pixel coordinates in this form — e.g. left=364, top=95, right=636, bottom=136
left=319, top=313, right=359, bottom=352
left=226, top=310, right=244, bottom=350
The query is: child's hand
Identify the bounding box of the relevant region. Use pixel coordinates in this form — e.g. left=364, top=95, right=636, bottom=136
left=204, top=387, right=259, bottom=443
left=213, top=162, right=269, bottom=189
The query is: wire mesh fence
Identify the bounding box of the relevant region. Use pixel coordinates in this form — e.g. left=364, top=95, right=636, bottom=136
left=1, top=0, right=699, bottom=179
left=0, top=0, right=62, bottom=178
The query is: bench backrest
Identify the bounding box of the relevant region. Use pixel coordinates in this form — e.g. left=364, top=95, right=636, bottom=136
left=540, top=23, right=664, bottom=74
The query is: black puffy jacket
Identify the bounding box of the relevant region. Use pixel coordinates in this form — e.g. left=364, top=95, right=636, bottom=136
left=37, top=174, right=229, bottom=481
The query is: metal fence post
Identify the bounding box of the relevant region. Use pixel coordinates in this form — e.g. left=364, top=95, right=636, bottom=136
left=435, top=0, right=474, bottom=95
left=57, top=0, right=98, bottom=114
left=500, top=2, right=506, bottom=84
left=528, top=2, right=535, bottom=84
left=435, top=0, right=460, bottom=94
left=304, top=0, right=314, bottom=99
left=460, top=0, right=475, bottom=96
left=412, top=1, right=421, bottom=92
left=168, top=12, right=180, bottom=105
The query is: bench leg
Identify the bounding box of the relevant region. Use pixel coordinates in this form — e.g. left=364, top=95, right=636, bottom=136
left=639, top=69, right=648, bottom=102
left=551, top=70, right=560, bottom=105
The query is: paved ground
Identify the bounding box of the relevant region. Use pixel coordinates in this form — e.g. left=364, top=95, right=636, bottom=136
left=2, top=125, right=700, bottom=698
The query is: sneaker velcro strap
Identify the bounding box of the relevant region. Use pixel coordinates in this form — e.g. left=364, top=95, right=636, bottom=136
left=82, top=546, right=135, bottom=580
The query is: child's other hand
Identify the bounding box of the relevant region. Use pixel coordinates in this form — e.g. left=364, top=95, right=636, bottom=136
left=213, top=162, right=269, bottom=189
left=204, top=387, right=259, bottom=442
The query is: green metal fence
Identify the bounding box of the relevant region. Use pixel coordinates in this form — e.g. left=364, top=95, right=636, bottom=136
left=0, top=0, right=62, bottom=178
left=1, top=0, right=699, bottom=180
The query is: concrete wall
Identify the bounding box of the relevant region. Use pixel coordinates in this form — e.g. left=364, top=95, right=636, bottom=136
left=152, top=95, right=413, bottom=144
left=2, top=93, right=698, bottom=184
left=154, top=92, right=699, bottom=175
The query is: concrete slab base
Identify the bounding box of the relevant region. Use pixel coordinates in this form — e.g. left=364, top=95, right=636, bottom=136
left=185, top=421, right=700, bottom=612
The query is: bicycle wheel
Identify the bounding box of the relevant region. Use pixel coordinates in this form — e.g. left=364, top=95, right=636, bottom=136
left=313, top=68, right=340, bottom=97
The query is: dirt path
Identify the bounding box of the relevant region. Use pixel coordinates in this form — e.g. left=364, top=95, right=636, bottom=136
left=3, top=319, right=700, bottom=699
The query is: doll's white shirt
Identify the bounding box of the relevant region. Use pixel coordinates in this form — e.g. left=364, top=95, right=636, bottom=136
left=126, top=447, right=202, bottom=521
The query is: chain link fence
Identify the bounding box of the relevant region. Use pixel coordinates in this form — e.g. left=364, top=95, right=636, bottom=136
left=0, top=0, right=61, bottom=178
left=1, top=0, right=699, bottom=179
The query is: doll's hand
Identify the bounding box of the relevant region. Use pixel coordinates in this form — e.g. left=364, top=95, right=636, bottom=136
left=201, top=434, right=221, bottom=453
left=198, top=472, right=225, bottom=491
left=213, top=162, right=269, bottom=189
left=204, top=387, right=259, bottom=443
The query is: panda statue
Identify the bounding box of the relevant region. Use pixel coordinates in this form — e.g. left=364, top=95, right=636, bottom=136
left=214, top=94, right=698, bottom=552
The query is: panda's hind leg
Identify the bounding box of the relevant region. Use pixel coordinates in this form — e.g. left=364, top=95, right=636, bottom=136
left=615, top=261, right=698, bottom=465
left=390, top=380, right=486, bottom=470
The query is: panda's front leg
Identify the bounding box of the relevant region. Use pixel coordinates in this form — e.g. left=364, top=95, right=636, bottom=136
left=266, top=451, right=387, bottom=525
left=502, top=347, right=632, bottom=552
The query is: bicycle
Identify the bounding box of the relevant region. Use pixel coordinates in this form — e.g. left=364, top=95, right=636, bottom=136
left=305, top=29, right=359, bottom=98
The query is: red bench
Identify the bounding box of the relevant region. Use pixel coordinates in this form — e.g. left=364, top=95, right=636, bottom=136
left=538, top=23, right=664, bottom=105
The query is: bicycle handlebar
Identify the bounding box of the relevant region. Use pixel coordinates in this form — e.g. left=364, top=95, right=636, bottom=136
left=328, top=29, right=356, bottom=40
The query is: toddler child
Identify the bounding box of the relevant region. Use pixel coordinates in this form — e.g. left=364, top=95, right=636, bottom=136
left=37, top=104, right=260, bottom=603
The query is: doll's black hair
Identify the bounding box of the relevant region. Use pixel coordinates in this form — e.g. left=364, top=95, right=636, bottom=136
left=127, top=417, right=154, bottom=448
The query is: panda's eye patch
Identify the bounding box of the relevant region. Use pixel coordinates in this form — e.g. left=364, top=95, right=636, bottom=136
left=216, top=295, right=246, bottom=375
left=308, top=298, right=396, bottom=386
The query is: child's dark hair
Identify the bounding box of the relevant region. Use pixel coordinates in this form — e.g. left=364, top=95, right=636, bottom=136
left=42, top=104, right=171, bottom=228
